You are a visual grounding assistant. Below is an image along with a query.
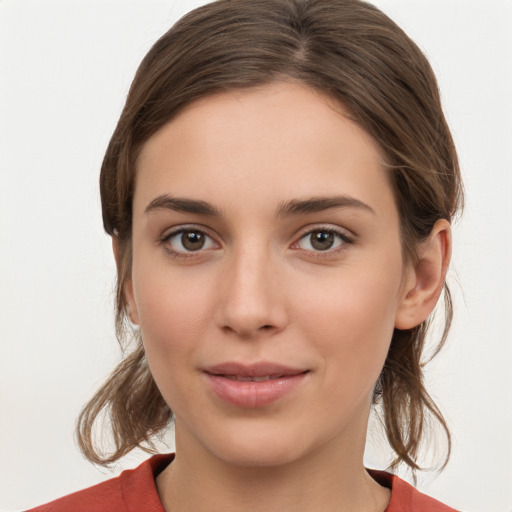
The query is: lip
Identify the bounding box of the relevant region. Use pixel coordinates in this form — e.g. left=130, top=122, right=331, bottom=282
left=203, top=362, right=309, bottom=408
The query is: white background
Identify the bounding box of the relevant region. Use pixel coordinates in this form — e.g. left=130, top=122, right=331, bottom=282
left=1, top=1, right=511, bottom=510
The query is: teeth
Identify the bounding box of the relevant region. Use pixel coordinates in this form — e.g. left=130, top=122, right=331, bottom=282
left=223, top=375, right=278, bottom=382
left=237, top=375, right=272, bottom=382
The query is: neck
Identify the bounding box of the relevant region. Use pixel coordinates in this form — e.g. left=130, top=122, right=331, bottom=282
left=156, top=428, right=390, bottom=512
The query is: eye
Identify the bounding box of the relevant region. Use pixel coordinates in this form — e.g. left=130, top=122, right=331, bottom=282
left=162, top=228, right=217, bottom=255
left=295, top=228, right=351, bottom=252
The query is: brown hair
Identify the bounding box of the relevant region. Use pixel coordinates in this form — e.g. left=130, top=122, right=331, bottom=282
left=77, top=0, right=463, bottom=472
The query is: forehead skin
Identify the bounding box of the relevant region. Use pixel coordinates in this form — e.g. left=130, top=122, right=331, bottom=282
left=134, top=83, right=396, bottom=234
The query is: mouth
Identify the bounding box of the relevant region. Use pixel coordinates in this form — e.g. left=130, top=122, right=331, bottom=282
left=218, top=374, right=299, bottom=382
left=204, top=361, right=308, bottom=377
left=203, top=362, right=309, bottom=408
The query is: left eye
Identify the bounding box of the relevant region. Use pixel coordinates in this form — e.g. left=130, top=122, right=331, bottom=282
left=164, top=229, right=217, bottom=253
left=296, top=230, right=347, bottom=251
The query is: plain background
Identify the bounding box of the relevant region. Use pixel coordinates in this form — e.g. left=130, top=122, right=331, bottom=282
left=1, top=0, right=511, bottom=510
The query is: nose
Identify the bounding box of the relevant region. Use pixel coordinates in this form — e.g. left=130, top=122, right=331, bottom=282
left=215, top=246, right=288, bottom=338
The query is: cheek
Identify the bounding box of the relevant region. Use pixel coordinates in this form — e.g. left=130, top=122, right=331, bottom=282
left=295, top=261, right=402, bottom=382
left=130, top=267, right=216, bottom=416
left=130, top=259, right=214, bottom=365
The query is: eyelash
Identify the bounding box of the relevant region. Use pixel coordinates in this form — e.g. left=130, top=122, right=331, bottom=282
left=159, top=225, right=354, bottom=260
left=292, top=226, right=354, bottom=259
left=159, top=226, right=216, bottom=259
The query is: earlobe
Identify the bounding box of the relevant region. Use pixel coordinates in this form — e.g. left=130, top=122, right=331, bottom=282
left=112, top=236, right=140, bottom=325
left=395, top=219, right=452, bottom=330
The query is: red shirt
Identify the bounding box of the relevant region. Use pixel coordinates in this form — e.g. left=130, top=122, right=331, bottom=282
left=27, top=454, right=458, bottom=511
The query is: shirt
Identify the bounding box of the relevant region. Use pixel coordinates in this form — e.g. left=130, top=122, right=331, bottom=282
left=26, top=453, right=458, bottom=511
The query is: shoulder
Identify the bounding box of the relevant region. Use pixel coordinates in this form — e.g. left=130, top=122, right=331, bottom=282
left=369, top=470, right=459, bottom=512
left=26, top=454, right=173, bottom=512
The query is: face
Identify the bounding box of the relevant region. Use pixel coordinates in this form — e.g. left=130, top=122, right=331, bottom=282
left=126, top=82, right=415, bottom=468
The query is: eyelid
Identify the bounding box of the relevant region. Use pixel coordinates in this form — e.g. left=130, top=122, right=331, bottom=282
left=159, top=224, right=221, bottom=257
left=290, top=224, right=355, bottom=253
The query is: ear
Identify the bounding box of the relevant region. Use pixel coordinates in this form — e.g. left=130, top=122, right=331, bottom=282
left=395, top=219, right=452, bottom=330
left=112, top=236, right=140, bottom=325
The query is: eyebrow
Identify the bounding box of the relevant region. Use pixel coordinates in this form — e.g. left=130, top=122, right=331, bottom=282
left=276, top=195, right=375, bottom=217
left=144, top=194, right=375, bottom=217
left=145, top=195, right=222, bottom=216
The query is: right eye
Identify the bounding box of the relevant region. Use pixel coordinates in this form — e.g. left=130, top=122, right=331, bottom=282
left=162, top=228, right=217, bottom=256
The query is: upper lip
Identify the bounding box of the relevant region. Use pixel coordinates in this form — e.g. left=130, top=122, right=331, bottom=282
left=203, top=362, right=308, bottom=378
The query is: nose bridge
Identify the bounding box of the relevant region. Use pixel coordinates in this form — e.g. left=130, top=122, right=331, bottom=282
left=217, top=238, right=286, bottom=336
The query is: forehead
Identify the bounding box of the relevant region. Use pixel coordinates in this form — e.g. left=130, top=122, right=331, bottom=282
left=134, top=82, right=395, bottom=219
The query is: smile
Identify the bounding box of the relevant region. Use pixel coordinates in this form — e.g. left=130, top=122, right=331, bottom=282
left=221, top=374, right=292, bottom=382
left=203, top=362, right=309, bottom=408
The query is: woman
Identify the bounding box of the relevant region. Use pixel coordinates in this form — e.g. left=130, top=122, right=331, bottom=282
left=27, top=0, right=463, bottom=510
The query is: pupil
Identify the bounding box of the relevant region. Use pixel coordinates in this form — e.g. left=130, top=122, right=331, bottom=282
left=311, top=231, right=334, bottom=251
left=182, top=231, right=204, bottom=251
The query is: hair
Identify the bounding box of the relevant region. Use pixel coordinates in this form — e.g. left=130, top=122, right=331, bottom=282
left=77, top=0, right=463, bottom=473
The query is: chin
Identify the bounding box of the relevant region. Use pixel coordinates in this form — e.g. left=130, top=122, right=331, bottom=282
left=195, top=418, right=324, bottom=469
left=213, top=441, right=306, bottom=469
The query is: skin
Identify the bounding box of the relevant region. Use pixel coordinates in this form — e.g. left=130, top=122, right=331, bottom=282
left=122, top=82, right=451, bottom=512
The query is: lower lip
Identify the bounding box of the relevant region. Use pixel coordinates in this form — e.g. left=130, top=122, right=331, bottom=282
left=205, top=373, right=308, bottom=408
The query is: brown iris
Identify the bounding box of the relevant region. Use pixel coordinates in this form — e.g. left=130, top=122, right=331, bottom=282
left=181, top=231, right=205, bottom=251
left=310, top=231, right=335, bottom=251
